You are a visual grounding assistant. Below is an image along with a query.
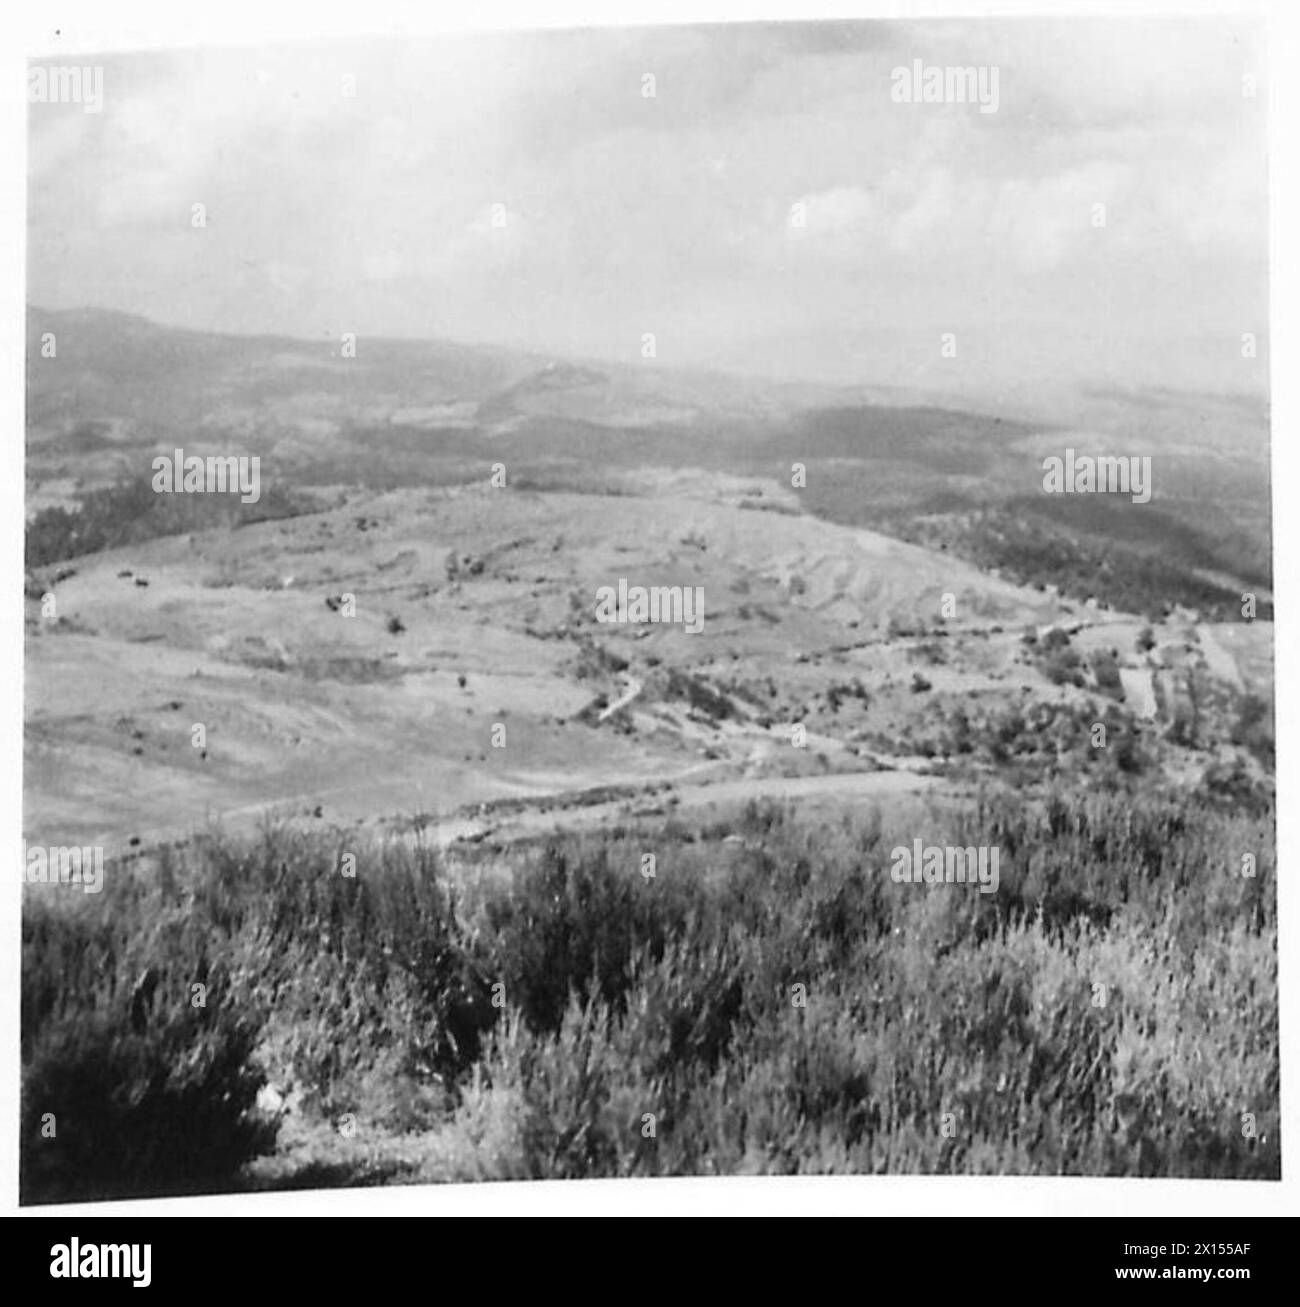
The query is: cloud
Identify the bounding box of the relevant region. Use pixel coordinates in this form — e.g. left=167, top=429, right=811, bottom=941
left=26, top=21, right=1268, bottom=392
left=791, top=185, right=878, bottom=237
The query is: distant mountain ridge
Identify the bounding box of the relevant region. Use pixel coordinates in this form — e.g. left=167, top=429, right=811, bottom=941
left=26, top=305, right=1272, bottom=618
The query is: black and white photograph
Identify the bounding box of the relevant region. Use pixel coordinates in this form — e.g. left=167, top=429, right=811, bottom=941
left=11, top=3, right=1289, bottom=1231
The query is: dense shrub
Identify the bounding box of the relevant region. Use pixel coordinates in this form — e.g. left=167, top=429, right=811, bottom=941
left=1042, top=645, right=1085, bottom=687
left=22, top=979, right=273, bottom=1203
left=22, top=783, right=1279, bottom=1200
left=1089, top=649, right=1124, bottom=697
left=1231, top=693, right=1275, bottom=769
left=26, top=475, right=318, bottom=569
left=21, top=882, right=276, bottom=1202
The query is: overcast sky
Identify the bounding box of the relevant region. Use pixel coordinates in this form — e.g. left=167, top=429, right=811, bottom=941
left=28, top=18, right=1268, bottom=396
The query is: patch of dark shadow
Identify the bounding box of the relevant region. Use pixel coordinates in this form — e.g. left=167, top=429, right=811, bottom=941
left=297, top=656, right=406, bottom=684
left=738, top=499, right=802, bottom=516
left=509, top=470, right=639, bottom=497
left=246, top=1157, right=415, bottom=1191
left=892, top=502, right=1271, bottom=622
left=41, top=616, right=98, bottom=636
left=461, top=782, right=646, bottom=822
left=26, top=474, right=323, bottom=569
left=573, top=694, right=609, bottom=726
left=736, top=604, right=782, bottom=624
left=375, top=549, right=419, bottom=573
left=569, top=638, right=629, bottom=680
left=1011, top=494, right=1234, bottom=564
left=660, top=667, right=736, bottom=722
left=231, top=651, right=292, bottom=673
left=997, top=881, right=1116, bottom=938
left=788, top=406, right=1034, bottom=473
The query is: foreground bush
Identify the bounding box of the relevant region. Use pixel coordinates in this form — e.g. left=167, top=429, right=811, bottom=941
left=21, top=981, right=273, bottom=1203
left=21, top=876, right=276, bottom=1201
left=22, top=783, right=1279, bottom=1200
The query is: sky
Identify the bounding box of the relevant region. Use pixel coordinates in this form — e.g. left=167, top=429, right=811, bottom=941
left=27, top=18, right=1269, bottom=397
